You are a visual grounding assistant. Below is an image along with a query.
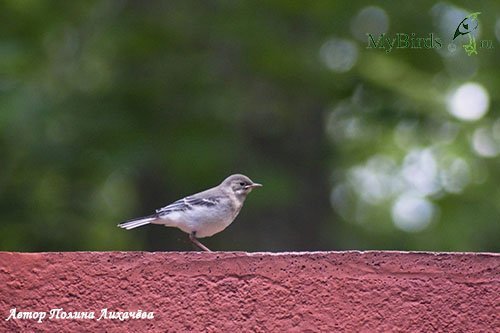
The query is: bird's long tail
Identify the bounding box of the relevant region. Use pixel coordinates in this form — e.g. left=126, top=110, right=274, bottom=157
left=117, top=215, right=157, bottom=230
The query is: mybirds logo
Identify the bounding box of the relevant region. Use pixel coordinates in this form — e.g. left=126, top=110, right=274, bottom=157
left=449, top=11, right=494, bottom=56
left=366, top=10, right=495, bottom=55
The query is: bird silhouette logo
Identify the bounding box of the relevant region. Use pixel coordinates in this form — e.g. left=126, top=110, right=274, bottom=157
left=452, top=12, right=481, bottom=56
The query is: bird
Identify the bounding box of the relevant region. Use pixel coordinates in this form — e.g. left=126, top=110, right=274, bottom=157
left=453, top=12, right=480, bottom=40
left=117, top=174, right=262, bottom=251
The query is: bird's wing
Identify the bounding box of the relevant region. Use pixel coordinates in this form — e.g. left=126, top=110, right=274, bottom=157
left=155, top=195, right=222, bottom=215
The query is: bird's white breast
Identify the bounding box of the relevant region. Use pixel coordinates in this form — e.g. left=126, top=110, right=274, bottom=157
left=159, top=197, right=241, bottom=238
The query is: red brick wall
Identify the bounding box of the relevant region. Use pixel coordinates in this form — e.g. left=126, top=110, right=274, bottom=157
left=1, top=251, right=499, bottom=332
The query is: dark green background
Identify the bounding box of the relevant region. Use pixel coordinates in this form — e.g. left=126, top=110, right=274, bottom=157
left=1, top=1, right=499, bottom=251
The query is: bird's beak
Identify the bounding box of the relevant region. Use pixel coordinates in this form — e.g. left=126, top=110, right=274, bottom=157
left=246, top=183, right=262, bottom=189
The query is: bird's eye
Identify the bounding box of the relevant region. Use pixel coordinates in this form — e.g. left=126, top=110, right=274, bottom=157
left=239, top=182, right=246, bottom=186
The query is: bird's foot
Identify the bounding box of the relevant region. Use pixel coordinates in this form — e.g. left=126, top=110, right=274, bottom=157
left=189, top=232, right=212, bottom=252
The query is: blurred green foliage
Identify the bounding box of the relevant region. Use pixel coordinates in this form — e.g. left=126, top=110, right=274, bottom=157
left=1, top=1, right=499, bottom=252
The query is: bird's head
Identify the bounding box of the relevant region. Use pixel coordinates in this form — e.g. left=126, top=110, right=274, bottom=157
left=222, top=174, right=262, bottom=198
left=453, top=12, right=481, bottom=40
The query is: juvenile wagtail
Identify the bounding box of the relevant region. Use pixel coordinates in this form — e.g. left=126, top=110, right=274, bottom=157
left=117, top=174, right=262, bottom=251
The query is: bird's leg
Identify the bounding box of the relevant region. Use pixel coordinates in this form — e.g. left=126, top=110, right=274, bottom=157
left=189, top=232, right=212, bottom=252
